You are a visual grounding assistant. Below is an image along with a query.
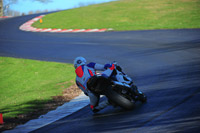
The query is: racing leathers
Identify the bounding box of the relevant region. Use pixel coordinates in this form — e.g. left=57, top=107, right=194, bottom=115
left=75, top=62, right=114, bottom=113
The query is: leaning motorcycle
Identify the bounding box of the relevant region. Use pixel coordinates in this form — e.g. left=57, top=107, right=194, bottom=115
left=87, top=63, right=147, bottom=110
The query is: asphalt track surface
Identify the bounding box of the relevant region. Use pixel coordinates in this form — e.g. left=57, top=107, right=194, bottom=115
left=1, top=14, right=200, bottom=133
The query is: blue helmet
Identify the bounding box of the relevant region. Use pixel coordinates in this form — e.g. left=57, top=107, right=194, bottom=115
left=74, top=56, right=86, bottom=68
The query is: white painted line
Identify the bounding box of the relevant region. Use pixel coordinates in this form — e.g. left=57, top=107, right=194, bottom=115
left=50, top=29, right=62, bottom=32
left=61, top=29, right=73, bottom=32
left=73, top=29, right=86, bottom=32
left=85, top=29, right=99, bottom=32
left=40, top=28, right=52, bottom=32
left=32, top=18, right=40, bottom=21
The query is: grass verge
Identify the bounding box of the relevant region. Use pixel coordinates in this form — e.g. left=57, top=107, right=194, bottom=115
left=33, top=0, right=200, bottom=31
left=0, top=57, right=81, bottom=131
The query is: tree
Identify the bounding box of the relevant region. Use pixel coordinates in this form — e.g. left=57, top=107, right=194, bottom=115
left=34, top=0, right=52, bottom=3
left=2, top=0, right=52, bottom=16
left=0, top=0, right=3, bottom=16
left=3, top=0, right=17, bottom=16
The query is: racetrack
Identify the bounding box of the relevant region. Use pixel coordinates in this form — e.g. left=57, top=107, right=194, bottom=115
left=1, top=14, right=200, bottom=133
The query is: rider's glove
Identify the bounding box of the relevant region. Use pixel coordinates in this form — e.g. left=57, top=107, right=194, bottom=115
left=104, top=64, right=112, bottom=69
left=116, top=66, right=122, bottom=71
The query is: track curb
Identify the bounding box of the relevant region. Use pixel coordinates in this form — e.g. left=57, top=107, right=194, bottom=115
left=0, top=16, right=12, bottom=18
left=19, top=15, right=113, bottom=33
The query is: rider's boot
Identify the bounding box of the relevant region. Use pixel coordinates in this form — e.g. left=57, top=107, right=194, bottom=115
left=93, top=100, right=110, bottom=113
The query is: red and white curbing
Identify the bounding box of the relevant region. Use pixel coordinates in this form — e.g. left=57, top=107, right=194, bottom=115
left=0, top=16, right=12, bottom=18
left=19, top=15, right=113, bottom=33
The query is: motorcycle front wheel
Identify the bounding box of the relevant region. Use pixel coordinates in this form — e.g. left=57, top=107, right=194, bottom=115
left=104, top=87, right=135, bottom=110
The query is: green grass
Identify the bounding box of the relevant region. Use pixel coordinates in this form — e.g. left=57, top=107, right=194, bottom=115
left=0, top=57, right=75, bottom=118
left=33, top=0, right=200, bottom=31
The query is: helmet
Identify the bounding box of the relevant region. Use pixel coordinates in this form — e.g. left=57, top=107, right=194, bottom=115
left=74, top=56, right=87, bottom=68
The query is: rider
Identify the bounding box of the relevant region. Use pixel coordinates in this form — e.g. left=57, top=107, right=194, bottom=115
left=74, top=56, right=141, bottom=113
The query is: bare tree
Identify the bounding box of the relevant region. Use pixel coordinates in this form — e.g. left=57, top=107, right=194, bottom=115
left=13, top=10, right=20, bottom=16
left=77, top=1, right=96, bottom=8
left=3, top=0, right=17, bottom=16
left=34, top=0, right=52, bottom=3
left=21, top=12, right=25, bottom=16
left=2, top=0, right=53, bottom=16
left=35, top=10, right=41, bottom=14
left=28, top=11, right=33, bottom=15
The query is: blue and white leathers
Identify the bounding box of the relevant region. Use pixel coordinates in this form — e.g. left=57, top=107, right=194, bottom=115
left=75, top=62, right=112, bottom=110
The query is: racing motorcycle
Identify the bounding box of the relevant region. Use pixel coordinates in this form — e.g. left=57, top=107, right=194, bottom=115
left=87, top=62, right=147, bottom=110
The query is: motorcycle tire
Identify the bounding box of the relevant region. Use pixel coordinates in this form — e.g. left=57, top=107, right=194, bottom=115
left=104, top=87, right=135, bottom=110
left=138, top=94, right=147, bottom=103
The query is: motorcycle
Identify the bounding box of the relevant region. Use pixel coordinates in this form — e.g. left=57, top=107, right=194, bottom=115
left=87, top=63, right=147, bottom=110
